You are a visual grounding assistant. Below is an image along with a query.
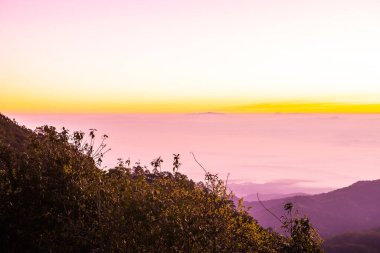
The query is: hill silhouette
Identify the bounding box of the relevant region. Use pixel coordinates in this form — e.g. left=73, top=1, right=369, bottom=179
left=324, top=227, right=380, bottom=253
left=0, top=114, right=33, bottom=150
left=246, top=180, right=380, bottom=238
left=242, top=192, right=309, bottom=202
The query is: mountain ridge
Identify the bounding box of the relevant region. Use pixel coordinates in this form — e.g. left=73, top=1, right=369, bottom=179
left=246, top=179, right=380, bottom=238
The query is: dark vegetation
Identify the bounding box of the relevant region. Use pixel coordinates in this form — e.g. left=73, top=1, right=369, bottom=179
left=324, top=227, right=380, bottom=253
left=246, top=180, right=380, bottom=238
left=0, top=114, right=322, bottom=252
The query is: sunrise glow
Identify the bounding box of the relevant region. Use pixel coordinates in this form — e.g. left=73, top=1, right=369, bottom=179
left=1, top=0, right=380, bottom=113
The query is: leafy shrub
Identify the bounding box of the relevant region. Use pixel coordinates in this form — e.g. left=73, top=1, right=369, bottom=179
left=0, top=114, right=322, bottom=252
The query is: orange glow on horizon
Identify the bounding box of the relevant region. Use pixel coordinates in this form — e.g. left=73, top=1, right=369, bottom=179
left=3, top=97, right=380, bottom=114
left=1, top=0, right=380, bottom=113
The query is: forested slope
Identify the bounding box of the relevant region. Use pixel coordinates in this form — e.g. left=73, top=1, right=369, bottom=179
left=0, top=114, right=322, bottom=253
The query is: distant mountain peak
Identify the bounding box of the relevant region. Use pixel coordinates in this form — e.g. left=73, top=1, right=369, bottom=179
left=187, top=112, right=224, bottom=115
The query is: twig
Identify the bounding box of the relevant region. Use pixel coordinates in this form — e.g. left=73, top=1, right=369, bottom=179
left=93, top=137, right=106, bottom=156
left=223, top=173, right=231, bottom=197
left=225, top=173, right=230, bottom=188
left=190, top=152, right=207, bottom=174
left=256, top=192, right=283, bottom=224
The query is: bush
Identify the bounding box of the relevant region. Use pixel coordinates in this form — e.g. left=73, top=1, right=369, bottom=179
left=0, top=114, right=322, bottom=252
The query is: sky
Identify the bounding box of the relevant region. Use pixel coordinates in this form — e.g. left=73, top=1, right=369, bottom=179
left=1, top=0, right=380, bottom=113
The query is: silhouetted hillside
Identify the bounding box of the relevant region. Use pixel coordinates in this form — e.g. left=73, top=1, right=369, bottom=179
left=324, top=227, right=380, bottom=253
left=243, top=192, right=309, bottom=202
left=0, top=114, right=322, bottom=253
left=0, top=114, right=33, bottom=150
left=247, top=180, right=380, bottom=238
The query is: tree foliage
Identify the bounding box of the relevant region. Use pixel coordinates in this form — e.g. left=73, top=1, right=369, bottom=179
left=0, top=114, right=323, bottom=252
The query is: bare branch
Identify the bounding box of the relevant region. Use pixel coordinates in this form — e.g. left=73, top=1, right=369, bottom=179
left=257, top=192, right=283, bottom=224
left=225, top=173, right=230, bottom=188
left=190, top=152, right=207, bottom=174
